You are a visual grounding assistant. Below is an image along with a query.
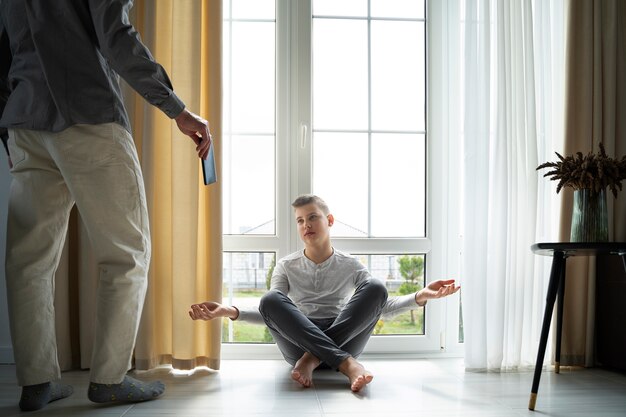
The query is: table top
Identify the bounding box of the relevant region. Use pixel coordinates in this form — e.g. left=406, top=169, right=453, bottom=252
left=532, top=242, right=626, bottom=257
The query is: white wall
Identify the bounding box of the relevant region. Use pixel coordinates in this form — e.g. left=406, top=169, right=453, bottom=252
left=0, top=148, right=13, bottom=363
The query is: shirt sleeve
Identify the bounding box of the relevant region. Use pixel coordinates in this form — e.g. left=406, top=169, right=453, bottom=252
left=235, top=306, right=265, bottom=324
left=352, top=258, right=372, bottom=287
left=0, top=14, right=11, bottom=145
left=234, top=259, right=289, bottom=324
left=269, top=260, right=290, bottom=294
left=380, top=293, right=426, bottom=320
left=87, top=0, right=185, bottom=118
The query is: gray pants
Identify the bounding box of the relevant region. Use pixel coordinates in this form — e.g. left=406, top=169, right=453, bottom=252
left=259, top=280, right=388, bottom=370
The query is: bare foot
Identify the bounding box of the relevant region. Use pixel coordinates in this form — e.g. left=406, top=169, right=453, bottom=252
left=338, top=357, right=373, bottom=392
left=291, top=352, right=320, bottom=388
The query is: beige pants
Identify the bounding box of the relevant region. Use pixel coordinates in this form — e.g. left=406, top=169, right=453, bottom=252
left=5, top=123, right=151, bottom=386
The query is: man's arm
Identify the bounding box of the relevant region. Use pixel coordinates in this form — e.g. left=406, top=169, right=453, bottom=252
left=87, top=0, right=210, bottom=158
left=87, top=0, right=183, bottom=117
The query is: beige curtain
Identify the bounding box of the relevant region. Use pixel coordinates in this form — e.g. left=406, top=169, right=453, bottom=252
left=559, top=0, right=626, bottom=367
left=130, top=0, right=223, bottom=371
left=54, top=0, right=223, bottom=372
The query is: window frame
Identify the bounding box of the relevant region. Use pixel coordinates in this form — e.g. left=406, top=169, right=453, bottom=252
left=221, top=0, right=464, bottom=358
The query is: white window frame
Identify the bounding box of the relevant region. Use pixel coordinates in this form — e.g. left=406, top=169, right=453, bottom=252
left=221, top=0, right=464, bottom=359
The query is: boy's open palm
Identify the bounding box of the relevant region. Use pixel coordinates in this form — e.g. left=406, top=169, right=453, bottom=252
left=415, top=279, right=460, bottom=305
left=189, top=301, right=237, bottom=321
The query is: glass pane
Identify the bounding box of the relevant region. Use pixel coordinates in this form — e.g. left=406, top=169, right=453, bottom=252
left=223, top=0, right=230, bottom=19
left=313, top=132, right=368, bottom=237
left=371, top=0, right=425, bottom=19
left=223, top=135, right=275, bottom=234
left=313, top=19, right=368, bottom=131
left=231, top=21, right=275, bottom=134
left=371, top=20, right=425, bottom=131
left=231, top=0, right=275, bottom=20
left=355, top=254, right=426, bottom=335
left=223, top=252, right=276, bottom=343
left=371, top=133, right=425, bottom=237
left=222, top=252, right=425, bottom=341
left=313, top=0, right=367, bottom=17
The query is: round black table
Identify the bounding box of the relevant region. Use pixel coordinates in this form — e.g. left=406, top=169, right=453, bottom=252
left=528, top=242, right=626, bottom=411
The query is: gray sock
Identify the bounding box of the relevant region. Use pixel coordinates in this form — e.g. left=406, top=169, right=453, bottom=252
left=88, top=375, right=165, bottom=403
left=19, top=381, right=74, bottom=411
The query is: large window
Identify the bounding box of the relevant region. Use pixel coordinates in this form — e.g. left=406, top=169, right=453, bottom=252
left=222, top=0, right=457, bottom=355
left=312, top=1, right=426, bottom=239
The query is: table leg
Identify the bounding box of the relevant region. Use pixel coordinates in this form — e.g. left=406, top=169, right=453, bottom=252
left=621, top=255, right=626, bottom=274
left=529, top=251, right=564, bottom=411
left=554, top=259, right=567, bottom=374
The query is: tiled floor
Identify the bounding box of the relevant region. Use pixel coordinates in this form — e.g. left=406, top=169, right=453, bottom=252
left=1, top=359, right=626, bottom=416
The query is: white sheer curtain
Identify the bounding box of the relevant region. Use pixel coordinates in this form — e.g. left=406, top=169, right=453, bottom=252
left=430, top=0, right=565, bottom=370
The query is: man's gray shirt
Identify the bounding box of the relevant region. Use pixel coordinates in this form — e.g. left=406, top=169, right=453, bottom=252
left=0, top=0, right=185, bottom=145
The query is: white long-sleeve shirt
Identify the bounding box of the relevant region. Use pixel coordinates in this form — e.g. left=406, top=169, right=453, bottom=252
left=236, top=249, right=424, bottom=324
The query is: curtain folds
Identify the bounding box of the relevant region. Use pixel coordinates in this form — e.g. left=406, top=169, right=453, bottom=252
left=454, top=0, right=565, bottom=370
left=559, top=0, right=626, bottom=367
left=129, top=0, right=223, bottom=371
left=55, top=0, right=223, bottom=372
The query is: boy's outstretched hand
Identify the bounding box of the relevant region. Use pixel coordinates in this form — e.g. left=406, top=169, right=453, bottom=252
left=189, top=301, right=239, bottom=321
left=415, top=279, right=460, bottom=306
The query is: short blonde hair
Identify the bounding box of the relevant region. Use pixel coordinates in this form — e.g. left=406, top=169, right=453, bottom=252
left=291, top=194, right=330, bottom=215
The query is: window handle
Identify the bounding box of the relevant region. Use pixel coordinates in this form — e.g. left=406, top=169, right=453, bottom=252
left=300, top=123, right=308, bottom=149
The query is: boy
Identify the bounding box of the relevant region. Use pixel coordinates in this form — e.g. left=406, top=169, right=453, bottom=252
left=189, top=195, right=459, bottom=392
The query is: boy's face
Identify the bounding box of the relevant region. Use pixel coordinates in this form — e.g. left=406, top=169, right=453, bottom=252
left=294, top=203, right=334, bottom=247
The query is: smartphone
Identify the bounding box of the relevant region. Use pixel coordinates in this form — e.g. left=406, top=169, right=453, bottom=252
left=202, top=143, right=217, bottom=185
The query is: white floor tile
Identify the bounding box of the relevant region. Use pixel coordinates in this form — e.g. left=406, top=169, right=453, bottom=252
left=1, top=358, right=625, bottom=416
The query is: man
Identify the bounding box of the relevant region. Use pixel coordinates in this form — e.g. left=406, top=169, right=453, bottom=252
left=0, top=0, right=211, bottom=411
left=190, top=195, right=459, bottom=392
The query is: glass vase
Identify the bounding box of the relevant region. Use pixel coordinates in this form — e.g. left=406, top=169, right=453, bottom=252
left=570, top=188, right=609, bottom=242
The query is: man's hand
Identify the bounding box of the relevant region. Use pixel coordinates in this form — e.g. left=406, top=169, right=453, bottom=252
left=415, top=279, right=460, bottom=306
left=189, top=301, right=239, bottom=321
left=174, top=109, right=211, bottom=159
